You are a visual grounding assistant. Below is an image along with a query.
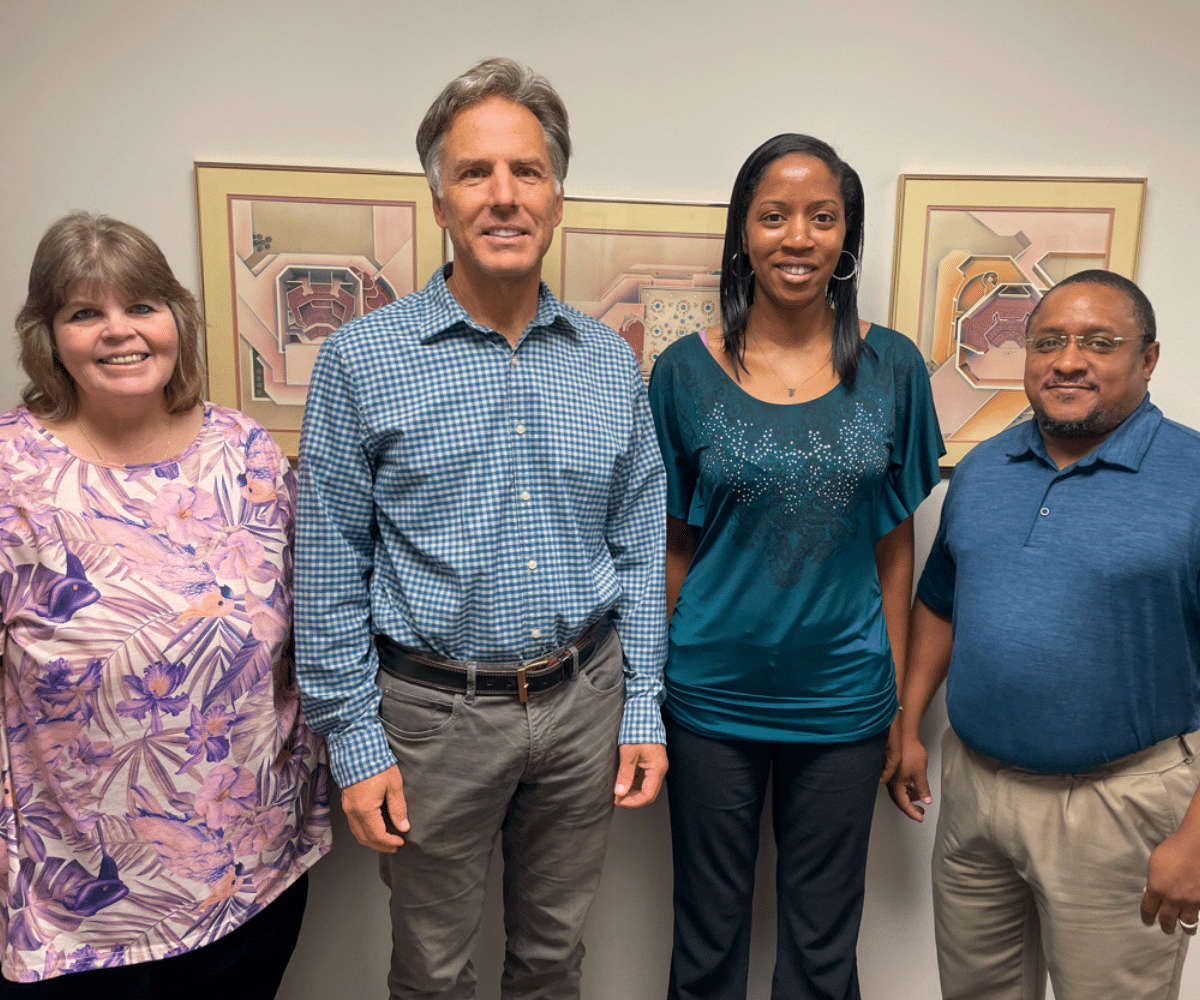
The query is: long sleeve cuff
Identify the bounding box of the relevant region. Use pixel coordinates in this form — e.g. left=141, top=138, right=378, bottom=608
left=325, top=717, right=398, bottom=789
left=618, top=691, right=666, bottom=745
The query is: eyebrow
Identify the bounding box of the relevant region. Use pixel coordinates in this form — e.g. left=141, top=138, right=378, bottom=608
left=449, top=156, right=548, bottom=175
left=756, top=198, right=841, bottom=210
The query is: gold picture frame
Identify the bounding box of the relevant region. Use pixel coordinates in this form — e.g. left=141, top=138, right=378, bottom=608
left=195, top=163, right=444, bottom=456
left=541, top=197, right=728, bottom=380
left=888, top=174, right=1147, bottom=466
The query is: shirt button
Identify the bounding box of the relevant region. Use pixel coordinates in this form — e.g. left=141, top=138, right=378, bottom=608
left=1040, top=507, right=1050, bottom=516
left=509, top=355, right=518, bottom=366
left=520, top=490, right=531, bottom=502
left=527, top=559, right=537, bottom=571
left=515, top=423, right=525, bottom=435
left=531, top=628, right=542, bottom=639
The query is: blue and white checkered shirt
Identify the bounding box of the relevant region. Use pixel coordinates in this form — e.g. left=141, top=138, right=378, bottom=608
left=295, top=266, right=667, bottom=788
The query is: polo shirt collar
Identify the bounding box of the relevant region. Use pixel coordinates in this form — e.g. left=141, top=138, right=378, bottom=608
left=417, top=263, right=580, bottom=343
left=1006, top=394, right=1162, bottom=472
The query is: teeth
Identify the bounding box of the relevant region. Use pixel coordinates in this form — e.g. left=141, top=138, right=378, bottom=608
left=488, top=229, right=522, bottom=237
left=779, top=265, right=813, bottom=275
left=100, top=353, right=148, bottom=365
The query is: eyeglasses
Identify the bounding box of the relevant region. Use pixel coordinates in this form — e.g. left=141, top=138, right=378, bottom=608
left=1027, top=332, right=1146, bottom=355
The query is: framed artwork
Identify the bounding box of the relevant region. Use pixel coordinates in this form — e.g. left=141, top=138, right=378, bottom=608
left=195, top=163, right=444, bottom=455
left=888, top=174, right=1147, bottom=465
left=541, top=197, right=728, bottom=381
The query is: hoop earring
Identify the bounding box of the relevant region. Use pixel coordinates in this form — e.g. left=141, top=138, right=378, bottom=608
left=830, top=249, right=859, bottom=282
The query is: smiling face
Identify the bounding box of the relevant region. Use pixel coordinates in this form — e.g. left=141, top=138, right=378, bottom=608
left=1024, top=282, right=1158, bottom=459
left=51, top=285, right=179, bottom=411
left=743, top=153, right=846, bottom=319
left=431, top=96, right=563, bottom=297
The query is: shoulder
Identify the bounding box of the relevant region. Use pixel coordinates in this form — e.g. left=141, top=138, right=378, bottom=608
left=0, top=405, right=35, bottom=443
left=320, top=271, right=454, bottom=364
left=864, top=324, right=927, bottom=370
left=656, top=330, right=709, bottom=372
left=0, top=406, right=50, bottom=466
left=1155, top=414, right=1200, bottom=451
left=1145, top=414, right=1200, bottom=483
left=206, top=404, right=276, bottom=441
left=950, top=422, right=1027, bottom=486
left=205, top=405, right=287, bottom=463
left=554, top=299, right=639, bottom=366
left=648, top=333, right=709, bottom=396
left=324, top=293, right=427, bottom=357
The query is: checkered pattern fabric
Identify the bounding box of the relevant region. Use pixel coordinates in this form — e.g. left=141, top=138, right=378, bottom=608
left=295, top=267, right=667, bottom=787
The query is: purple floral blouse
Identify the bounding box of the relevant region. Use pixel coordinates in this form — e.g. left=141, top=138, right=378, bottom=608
left=0, top=405, right=331, bottom=983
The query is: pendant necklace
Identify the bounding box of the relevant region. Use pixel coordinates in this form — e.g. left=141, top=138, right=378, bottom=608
left=76, top=417, right=173, bottom=467
left=751, top=335, right=831, bottom=398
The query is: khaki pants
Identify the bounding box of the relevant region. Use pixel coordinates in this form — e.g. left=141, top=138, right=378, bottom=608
left=933, top=727, right=1199, bottom=1000
left=376, top=626, right=626, bottom=1000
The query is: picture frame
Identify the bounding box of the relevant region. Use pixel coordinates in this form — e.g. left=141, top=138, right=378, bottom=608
left=888, top=174, right=1147, bottom=465
left=195, top=162, right=444, bottom=456
left=541, top=197, right=728, bottom=381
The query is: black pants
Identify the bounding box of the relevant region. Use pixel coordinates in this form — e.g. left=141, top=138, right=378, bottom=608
left=665, top=717, right=887, bottom=1000
left=0, top=872, right=309, bottom=999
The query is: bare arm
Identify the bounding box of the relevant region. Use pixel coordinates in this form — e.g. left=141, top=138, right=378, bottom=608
left=666, top=515, right=700, bottom=621
left=875, top=517, right=915, bottom=784
left=887, top=597, right=954, bottom=820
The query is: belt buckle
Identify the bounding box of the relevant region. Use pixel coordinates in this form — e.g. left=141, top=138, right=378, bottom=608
left=516, top=665, right=529, bottom=703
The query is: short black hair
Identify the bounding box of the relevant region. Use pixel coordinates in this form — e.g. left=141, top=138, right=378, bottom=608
left=1027, top=269, right=1156, bottom=343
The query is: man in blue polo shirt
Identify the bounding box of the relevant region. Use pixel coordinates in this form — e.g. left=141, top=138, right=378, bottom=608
left=889, top=270, right=1200, bottom=999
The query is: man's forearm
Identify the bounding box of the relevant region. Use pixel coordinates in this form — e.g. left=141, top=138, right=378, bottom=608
left=899, top=597, right=954, bottom=734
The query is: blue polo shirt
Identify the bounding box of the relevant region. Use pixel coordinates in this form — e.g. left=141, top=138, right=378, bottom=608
left=918, top=396, right=1200, bottom=773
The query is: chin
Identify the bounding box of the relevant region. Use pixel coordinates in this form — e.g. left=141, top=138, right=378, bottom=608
left=1033, top=406, right=1123, bottom=440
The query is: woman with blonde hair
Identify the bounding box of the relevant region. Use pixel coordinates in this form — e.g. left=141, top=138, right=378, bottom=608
left=0, top=212, right=330, bottom=996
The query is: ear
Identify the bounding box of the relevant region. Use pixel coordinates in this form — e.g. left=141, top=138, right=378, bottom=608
left=1141, top=339, right=1160, bottom=381
left=552, top=186, right=564, bottom=228
left=430, top=187, right=448, bottom=230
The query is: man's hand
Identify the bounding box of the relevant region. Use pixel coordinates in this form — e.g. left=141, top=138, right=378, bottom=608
left=1141, top=823, right=1200, bottom=935
left=887, top=734, right=933, bottom=822
left=614, top=743, right=667, bottom=808
left=341, top=764, right=410, bottom=852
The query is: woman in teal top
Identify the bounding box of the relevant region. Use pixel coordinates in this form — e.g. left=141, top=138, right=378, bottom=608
left=649, top=134, right=942, bottom=1000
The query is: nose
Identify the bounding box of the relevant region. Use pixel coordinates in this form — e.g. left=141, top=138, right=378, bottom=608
left=783, top=218, right=815, bottom=249
left=488, top=166, right=517, bottom=208
left=1050, top=338, right=1088, bottom=374
left=102, top=307, right=136, bottom=338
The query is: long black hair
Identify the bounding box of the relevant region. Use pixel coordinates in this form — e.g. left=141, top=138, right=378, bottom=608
left=720, top=133, right=870, bottom=390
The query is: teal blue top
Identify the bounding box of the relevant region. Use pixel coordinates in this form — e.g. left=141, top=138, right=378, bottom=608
left=649, top=327, right=942, bottom=742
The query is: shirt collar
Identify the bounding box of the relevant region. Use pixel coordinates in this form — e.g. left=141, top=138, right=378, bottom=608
left=1006, top=394, right=1162, bottom=472
left=417, top=263, right=580, bottom=344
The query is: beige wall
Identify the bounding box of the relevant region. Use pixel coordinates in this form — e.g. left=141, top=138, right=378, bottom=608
left=3, top=1, right=1198, bottom=997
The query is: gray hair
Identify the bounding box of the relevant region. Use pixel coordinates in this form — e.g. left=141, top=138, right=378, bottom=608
left=416, top=57, right=571, bottom=196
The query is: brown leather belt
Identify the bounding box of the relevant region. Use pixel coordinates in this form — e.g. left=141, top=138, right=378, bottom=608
left=374, top=617, right=611, bottom=703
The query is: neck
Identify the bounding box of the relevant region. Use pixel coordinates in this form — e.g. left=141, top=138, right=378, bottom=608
left=71, top=394, right=178, bottom=465
left=1039, top=429, right=1112, bottom=470
left=446, top=265, right=541, bottom=347
left=745, top=298, right=835, bottom=350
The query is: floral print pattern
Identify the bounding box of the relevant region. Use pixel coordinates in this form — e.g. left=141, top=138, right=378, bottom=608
left=0, top=405, right=330, bottom=983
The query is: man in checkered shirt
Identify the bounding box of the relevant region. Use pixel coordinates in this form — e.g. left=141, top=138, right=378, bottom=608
left=295, top=58, right=667, bottom=999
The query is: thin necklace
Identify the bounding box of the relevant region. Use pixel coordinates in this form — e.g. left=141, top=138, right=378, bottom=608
left=750, top=334, right=831, bottom=398
left=76, top=416, right=173, bottom=467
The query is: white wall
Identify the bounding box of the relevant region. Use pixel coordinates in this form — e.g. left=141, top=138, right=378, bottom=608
left=3, top=2, right=1198, bottom=997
